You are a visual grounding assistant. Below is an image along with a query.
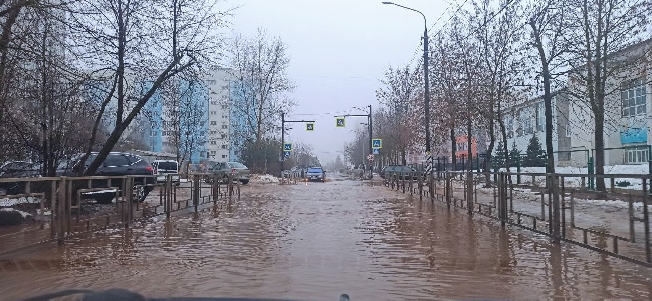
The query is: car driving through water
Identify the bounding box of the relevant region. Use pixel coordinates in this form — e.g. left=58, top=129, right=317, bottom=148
left=306, top=166, right=326, bottom=182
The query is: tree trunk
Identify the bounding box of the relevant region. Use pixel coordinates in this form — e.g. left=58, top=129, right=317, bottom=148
left=467, top=116, right=472, bottom=171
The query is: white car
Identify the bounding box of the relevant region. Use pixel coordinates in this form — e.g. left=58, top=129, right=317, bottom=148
left=151, top=160, right=180, bottom=184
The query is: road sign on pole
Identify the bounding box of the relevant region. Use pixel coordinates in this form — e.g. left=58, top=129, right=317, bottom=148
left=372, top=148, right=380, bottom=155
left=306, top=123, right=314, bottom=131
left=283, top=143, right=292, bottom=152
left=335, top=117, right=346, bottom=127
left=367, top=154, right=374, bottom=161
left=372, top=138, right=382, bottom=149
left=284, top=151, right=291, bottom=157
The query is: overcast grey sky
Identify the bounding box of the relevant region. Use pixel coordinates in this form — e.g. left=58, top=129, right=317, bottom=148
left=228, top=0, right=453, bottom=164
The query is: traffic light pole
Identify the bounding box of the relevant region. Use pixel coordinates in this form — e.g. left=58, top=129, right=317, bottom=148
left=338, top=106, right=373, bottom=179
left=280, top=112, right=315, bottom=175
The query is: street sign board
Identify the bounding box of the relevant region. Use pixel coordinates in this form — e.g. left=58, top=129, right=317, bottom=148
left=372, top=148, right=380, bottom=155
left=335, top=117, right=346, bottom=127
left=306, top=123, right=314, bottom=131
left=367, top=154, right=374, bottom=161
left=283, top=143, right=292, bottom=152
left=372, top=138, right=382, bottom=149
left=284, top=151, right=291, bottom=157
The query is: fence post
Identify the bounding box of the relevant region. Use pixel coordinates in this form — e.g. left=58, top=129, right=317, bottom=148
left=497, top=172, right=505, bottom=226
left=57, top=177, right=67, bottom=245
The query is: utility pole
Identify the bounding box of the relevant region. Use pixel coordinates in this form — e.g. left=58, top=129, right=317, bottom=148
left=368, top=105, right=373, bottom=176
left=337, top=106, right=373, bottom=179
left=382, top=1, right=431, bottom=163
left=281, top=112, right=285, bottom=174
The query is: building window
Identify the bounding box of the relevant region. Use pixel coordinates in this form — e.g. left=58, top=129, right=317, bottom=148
left=221, top=85, right=229, bottom=90
left=622, top=78, right=646, bottom=117
left=211, top=151, right=216, bottom=155
left=210, top=140, right=217, bottom=145
left=221, top=125, right=228, bottom=129
left=505, top=115, right=514, bottom=138
left=222, top=155, right=227, bottom=159
left=536, top=102, right=545, bottom=132
left=150, top=131, right=157, bottom=137
left=221, top=144, right=228, bottom=149
left=211, top=100, right=218, bottom=105
left=624, top=146, right=649, bottom=164
left=565, top=125, right=571, bottom=138
left=210, top=111, right=217, bottom=115
left=211, top=121, right=217, bottom=125
left=221, top=134, right=227, bottom=139
left=519, top=107, right=534, bottom=136
left=221, top=105, right=228, bottom=110
left=222, top=115, right=228, bottom=119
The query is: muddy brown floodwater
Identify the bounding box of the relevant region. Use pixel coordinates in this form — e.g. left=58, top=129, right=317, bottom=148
left=1, top=175, right=652, bottom=300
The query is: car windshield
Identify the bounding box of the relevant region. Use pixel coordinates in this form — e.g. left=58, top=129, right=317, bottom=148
left=308, top=168, right=322, bottom=173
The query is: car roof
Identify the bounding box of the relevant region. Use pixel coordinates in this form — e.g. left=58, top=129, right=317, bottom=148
left=153, top=159, right=177, bottom=162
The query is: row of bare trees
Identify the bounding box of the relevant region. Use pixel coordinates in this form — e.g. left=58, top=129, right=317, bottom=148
left=0, top=0, right=228, bottom=176
left=366, top=0, right=650, bottom=191
left=0, top=0, right=296, bottom=176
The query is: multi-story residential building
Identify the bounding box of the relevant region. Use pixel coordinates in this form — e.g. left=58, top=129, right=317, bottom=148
left=142, top=68, right=233, bottom=164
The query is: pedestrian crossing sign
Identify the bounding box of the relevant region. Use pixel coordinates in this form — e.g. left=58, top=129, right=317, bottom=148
left=372, top=138, right=382, bottom=149
left=336, top=117, right=346, bottom=127
left=283, top=143, right=292, bottom=152
left=306, top=123, right=314, bottom=131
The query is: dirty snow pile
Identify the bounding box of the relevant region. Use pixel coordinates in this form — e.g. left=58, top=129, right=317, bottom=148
left=251, top=174, right=280, bottom=183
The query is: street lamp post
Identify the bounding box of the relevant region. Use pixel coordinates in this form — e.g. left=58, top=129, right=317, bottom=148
left=382, top=2, right=431, bottom=156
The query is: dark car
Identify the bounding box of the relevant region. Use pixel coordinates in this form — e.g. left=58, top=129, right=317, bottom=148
left=306, top=167, right=326, bottom=182
left=207, top=161, right=250, bottom=184
left=57, top=152, right=156, bottom=204
left=380, top=165, right=420, bottom=180
left=0, top=161, right=41, bottom=195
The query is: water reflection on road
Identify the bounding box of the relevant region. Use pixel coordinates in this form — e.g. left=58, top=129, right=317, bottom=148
left=1, top=175, right=651, bottom=300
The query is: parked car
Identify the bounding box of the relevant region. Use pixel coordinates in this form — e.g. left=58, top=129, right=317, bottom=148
left=380, top=165, right=420, bottom=180
left=151, top=160, right=180, bottom=185
left=306, top=166, right=326, bottom=182
left=208, top=162, right=250, bottom=184
left=57, top=152, right=156, bottom=204
left=0, top=161, right=41, bottom=195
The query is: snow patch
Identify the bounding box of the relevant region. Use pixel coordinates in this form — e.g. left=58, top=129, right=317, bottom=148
left=0, top=196, right=40, bottom=207
left=252, top=174, right=279, bottom=183
left=0, top=208, right=31, bottom=218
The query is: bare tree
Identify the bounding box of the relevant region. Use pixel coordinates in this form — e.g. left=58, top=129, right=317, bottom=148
left=230, top=28, right=295, bottom=170
left=66, top=0, right=227, bottom=175
left=472, top=0, right=527, bottom=180
left=566, top=0, right=650, bottom=191
left=375, top=65, right=421, bottom=165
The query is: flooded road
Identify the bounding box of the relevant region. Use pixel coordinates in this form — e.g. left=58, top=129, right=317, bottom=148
left=1, top=175, right=652, bottom=300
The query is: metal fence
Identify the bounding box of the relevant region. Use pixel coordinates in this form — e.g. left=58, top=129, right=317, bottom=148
left=0, top=173, right=241, bottom=256
left=382, top=170, right=652, bottom=267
